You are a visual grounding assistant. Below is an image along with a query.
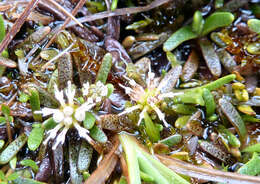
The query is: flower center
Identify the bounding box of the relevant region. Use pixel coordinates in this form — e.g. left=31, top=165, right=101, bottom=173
left=63, top=106, right=74, bottom=116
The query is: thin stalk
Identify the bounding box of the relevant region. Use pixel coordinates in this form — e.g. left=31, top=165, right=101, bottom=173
left=67, top=0, right=171, bottom=27
left=0, top=0, right=40, bottom=54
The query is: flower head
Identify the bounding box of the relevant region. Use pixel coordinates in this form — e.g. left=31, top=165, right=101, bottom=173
left=35, top=81, right=101, bottom=149
left=119, top=64, right=182, bottom=127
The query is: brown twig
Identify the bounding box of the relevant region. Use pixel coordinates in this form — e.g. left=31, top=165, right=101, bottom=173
left=157, top=154, right=260, bottom=184
left=43, top=0, right=83, bottom=27
left=44, top=0, right=86, bottom=49
left=0, top=0, right=39, bottom=55
left=67, top=0, right=171, bottom=27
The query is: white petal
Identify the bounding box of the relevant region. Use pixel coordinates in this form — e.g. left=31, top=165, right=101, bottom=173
left=95, top=96, right=102, bottom=103
left=74, top=109, right=86, bottom=122
left=118, top=84, right=133, bottom=94
left=146, top=63, right=155, bottom=86
left=63, top=116, right=73, bottom=127
left=82, top=82, right=90, bottom=96
left=74, top=123, right=93, bottom=144
left=123, top=75, right=137, bottom=87
left=54, top=84, right=65, bottom=106
left=43, top=123, right=63, bottom=145
left=34, top=107, right=60, bottom=117
left=150, top=102, right=169, bottom=127
left=137, top=107, right=147, bottom=126
left=118, top=105, right=141, bottom=116
left=100, top=86, right=108, bottom=97
left=65, top=81, right=75, bottom=105
left=53, top=110, right=64, bottom=123
left=78, top=102, right=95, bottom=113
left=52, top=127, right=69, bottom=150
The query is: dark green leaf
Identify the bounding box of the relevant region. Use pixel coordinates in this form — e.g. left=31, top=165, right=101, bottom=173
left=42, top=117, right=57, bottom=130
left=163, top=26, right=198, bottom=52
left=201, top=12, right=234, bottom=36
left=20, top=159, right=39, bottom=172
left=219, top=98, right=247, bottom=142
left=77, top=141, right=93, bottom=172
left=28, top=127, right=44, bottom=151
left=95, top=53, right=112, bottom=84
left=90, top=125, right=107, bottom=143
left=143, top=111, right=160, bottom=142
left=29, top=89, right=42, bottom=122
left=0, top=133, right=28, bottom=165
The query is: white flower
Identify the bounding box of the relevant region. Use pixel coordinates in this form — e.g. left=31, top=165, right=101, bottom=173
left=35, top=81, right=96, bottom=149
left=119, top=63, right=183, bottom=128
left=82, top=81, right=109, bottom=103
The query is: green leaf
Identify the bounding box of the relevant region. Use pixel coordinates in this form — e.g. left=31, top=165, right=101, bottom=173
left=111, top=0, right=118, bottom=11
left=0, top=140, right=4, bottom=150
left=95, top=53, right=112, bottom=84
left=83, top=112, right=96, bottom=130
left=175, top=116, right=191, bottom=129
left=126, top=18, right=153, bottom=30
left=0, top=133, right=28, bottom=165
left=29, top=89, right=42, bottom=122
left=219, top=98, right=247, bottom=142
left=77, top=141, right=93, bottom=172
left=238, top=152, right=260, bottom=176
left=28, top=127, right=44, bottom=151
left=202, top=88, right=216, bottom=117
left=42, top=117, right=57, bottom=130
left=0, top=15, right=5, bottom=42
left=20, top=159, right=39, bottom=172
left=166, top=51, right=181, bottom=67
left=90, top=125, right=107, bottom=143
left=19, top=93, right=30, bottom=103
left=9, top=156, right=17, bottom=170
left=1, top=104, right=10, bottom=116
left=119, top=134, right=141, bottom=184
left=202, top=74, right=236, bottom=91
left=0, top=170, right=5, bottom=180
left=106, top=83, right=114, bottom=97
left=159, top=134, right=182, bottom=147
left=201, top=12, right=234, bottom=36
left=248, top=19, right=260, bottom=34
left=6, top=172, right=19, bottom=181
left=243, top=143, right=260, bottom=153
left=163, top=25, right=198, bottom=52
left=143, top=111, right=160, bottom=142
left=218, top=125, right=241, bottom=148
left=192, top=11, right=204, bottom=35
